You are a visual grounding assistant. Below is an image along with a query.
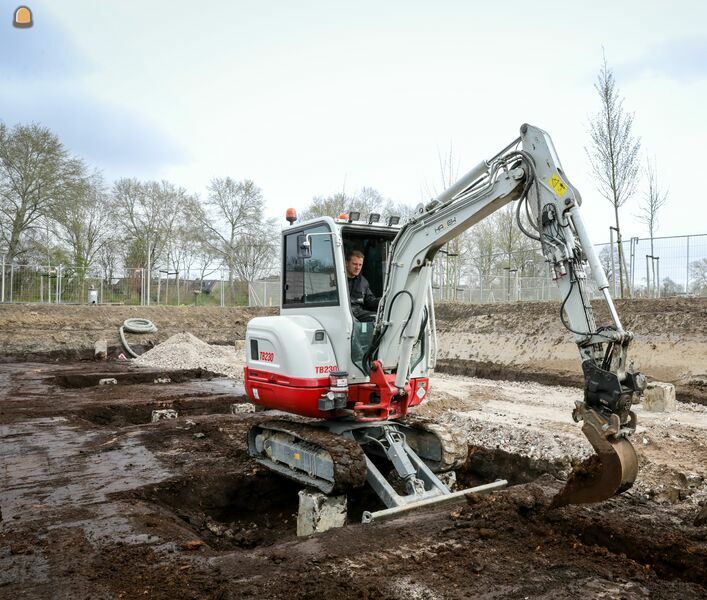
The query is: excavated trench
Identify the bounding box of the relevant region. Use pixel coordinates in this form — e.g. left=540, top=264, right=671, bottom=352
left=131, top=470, right=303, bottom=550
left=75, top=394, right=248, bottom=427
left=124, top=428, right=573, bottom=552
left=435, top=358, right=707, bottom=406
left=53, top=367, right=219, bottom=388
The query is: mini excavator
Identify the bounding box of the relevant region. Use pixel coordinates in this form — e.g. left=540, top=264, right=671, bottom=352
left=244, top=124, right=646, bottom=522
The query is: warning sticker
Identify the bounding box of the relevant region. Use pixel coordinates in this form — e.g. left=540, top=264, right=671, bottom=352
left=549, top=174, right=567, bottom=197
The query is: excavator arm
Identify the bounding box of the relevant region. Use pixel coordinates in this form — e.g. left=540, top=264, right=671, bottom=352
left=367, top=123, right=646, bottom=506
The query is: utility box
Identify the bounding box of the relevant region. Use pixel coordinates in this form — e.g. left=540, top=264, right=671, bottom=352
left=88, top=286, right=98, bottom=304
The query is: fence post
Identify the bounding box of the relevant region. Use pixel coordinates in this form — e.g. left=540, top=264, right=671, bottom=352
left=57, top=265, right=62, bottom=304
left=1, top=254, right=5, bottom=303
left=686, top=235, right=690, bottom=293
left=146, top=246, right=151, bottom=306
left=10, top=264, right=14, bottom=302
left=220, top=270, right=224, bottom=307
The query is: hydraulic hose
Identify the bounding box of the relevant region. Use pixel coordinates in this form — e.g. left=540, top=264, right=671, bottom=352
left=119, top=317, right=158, bottom=358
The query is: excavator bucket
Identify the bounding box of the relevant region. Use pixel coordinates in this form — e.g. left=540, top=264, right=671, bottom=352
left=551, top=409, right=638, bottom=508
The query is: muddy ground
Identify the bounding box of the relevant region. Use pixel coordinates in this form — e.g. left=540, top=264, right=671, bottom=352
left=1, top=301, right=706, bottom=599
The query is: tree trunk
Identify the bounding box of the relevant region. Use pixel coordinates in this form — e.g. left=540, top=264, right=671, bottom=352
left=650, top=236, right=655, bottom=297
left=614, top=204, right=626, bottom=298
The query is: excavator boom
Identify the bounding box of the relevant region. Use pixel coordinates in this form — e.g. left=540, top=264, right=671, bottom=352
left=367, top=124, right=646, bottom=506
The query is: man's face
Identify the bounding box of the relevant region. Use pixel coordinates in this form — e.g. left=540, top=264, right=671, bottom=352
left=346, top=255, right=363, bottom=278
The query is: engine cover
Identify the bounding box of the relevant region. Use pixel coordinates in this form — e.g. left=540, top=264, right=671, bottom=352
left=245, top=315, right=340, bottom=417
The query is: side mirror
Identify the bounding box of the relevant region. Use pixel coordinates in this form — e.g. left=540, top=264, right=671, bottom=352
left=297, top=234, right=312, bottom=258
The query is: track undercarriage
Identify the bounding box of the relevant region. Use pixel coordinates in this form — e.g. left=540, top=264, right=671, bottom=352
left=248, top=418, right=507, bottom=523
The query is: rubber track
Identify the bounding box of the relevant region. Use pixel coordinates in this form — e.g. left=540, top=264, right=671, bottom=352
left=400, top=415, right=469, bottom=472
left=254, top=420, right=368, bottom=494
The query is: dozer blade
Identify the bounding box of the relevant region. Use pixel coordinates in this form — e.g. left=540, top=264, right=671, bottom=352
left=551, top=410, right=638, bottom=508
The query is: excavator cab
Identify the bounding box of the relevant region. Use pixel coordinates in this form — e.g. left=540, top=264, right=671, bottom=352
left=246, top=213, right=431, bottom=420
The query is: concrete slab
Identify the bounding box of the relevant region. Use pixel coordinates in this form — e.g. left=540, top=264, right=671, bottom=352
left=151, top=409, right=178, bottom=422
left=643, top=382, right=676, bottom=412
left=297, top=489, right=347, bottom=536
left=94, top=340, right=107, bottom=360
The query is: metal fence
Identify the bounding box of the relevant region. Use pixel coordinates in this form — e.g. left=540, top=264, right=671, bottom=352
left=598, top=234, right=707, bottom=297
left=434, top=233, right=707, bottom=304
left=248, top=279, right=281, bottom=307
left=2, top=234, right=705, bottom=307
left=0, top=263, right=250, bottom=306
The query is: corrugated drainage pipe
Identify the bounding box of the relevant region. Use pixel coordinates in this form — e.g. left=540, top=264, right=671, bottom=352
left=119, top=318, right=158, bottom=358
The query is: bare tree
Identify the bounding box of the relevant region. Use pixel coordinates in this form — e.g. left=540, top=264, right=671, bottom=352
left=494, top=204, right=536, bottom=301
left=586, top=52, right=641, bottom=298
left=660, top=277, right=683, bottom=297
left=111, top=178, right=191, bottom=269
left=0, top=122, right=83, bottom=260
left=97, top=237, right=122, bottom=286
left=418, top=144, right=465, bottom=299
left=689, top=258, right=707, bottom=295
left=51, top=171, right=112, bottom=270
left=460, top=218, right=496, bottom=294
left=300, top=187, right=385, bottom=221
left=637, top=157, right=668, bottom=297
left=196, top=178, right=276, bottom=303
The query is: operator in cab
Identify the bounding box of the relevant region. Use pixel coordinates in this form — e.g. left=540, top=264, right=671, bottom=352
left=346, top=249, right=379, bottom=322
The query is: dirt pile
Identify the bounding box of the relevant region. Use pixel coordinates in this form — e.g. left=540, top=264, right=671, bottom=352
left=0, top=304, right=275, bottom=361
left=133, top=332, right=245, bottom=380
left=434, top=297, right=707, bottom=404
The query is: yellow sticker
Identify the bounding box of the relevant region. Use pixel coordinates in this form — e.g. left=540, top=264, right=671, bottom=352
left=294, top=452, right=301, bottom=460
left=549, top=173, right=567, bottom=197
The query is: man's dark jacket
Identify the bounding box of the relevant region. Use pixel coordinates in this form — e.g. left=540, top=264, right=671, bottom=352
left=347, top=274, right=379, bottom=320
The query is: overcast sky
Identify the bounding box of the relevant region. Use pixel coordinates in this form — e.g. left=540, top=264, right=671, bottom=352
left=2, top=0, right=706, bottom=243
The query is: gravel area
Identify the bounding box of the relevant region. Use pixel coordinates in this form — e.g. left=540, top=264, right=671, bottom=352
left=133, top=332, right=245, bottom=380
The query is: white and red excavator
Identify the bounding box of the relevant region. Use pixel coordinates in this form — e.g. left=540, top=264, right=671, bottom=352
left=244, top=124, right=646, bottom=522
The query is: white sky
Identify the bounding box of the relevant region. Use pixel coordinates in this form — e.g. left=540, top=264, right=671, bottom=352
left=2, top=0, right=707, bottom=243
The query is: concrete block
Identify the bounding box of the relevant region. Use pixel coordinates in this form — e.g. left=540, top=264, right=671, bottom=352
left=151, top=409, right=178, bottom=422
left=94, top=340, right=107, bottom=360
left=642, top=382, right=676, bottom=412
left=297, top=489, right=347, bottom=536
left=231, top=402, right=255, bottom=414
left=98, top=378, right=117, bottom=385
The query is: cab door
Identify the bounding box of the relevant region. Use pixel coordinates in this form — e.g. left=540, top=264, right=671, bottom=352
left=280, top=218, right=363, bottom=381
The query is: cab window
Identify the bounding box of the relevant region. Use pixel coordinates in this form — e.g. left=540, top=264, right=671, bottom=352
left=283, top=224, right=339, bottom=307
